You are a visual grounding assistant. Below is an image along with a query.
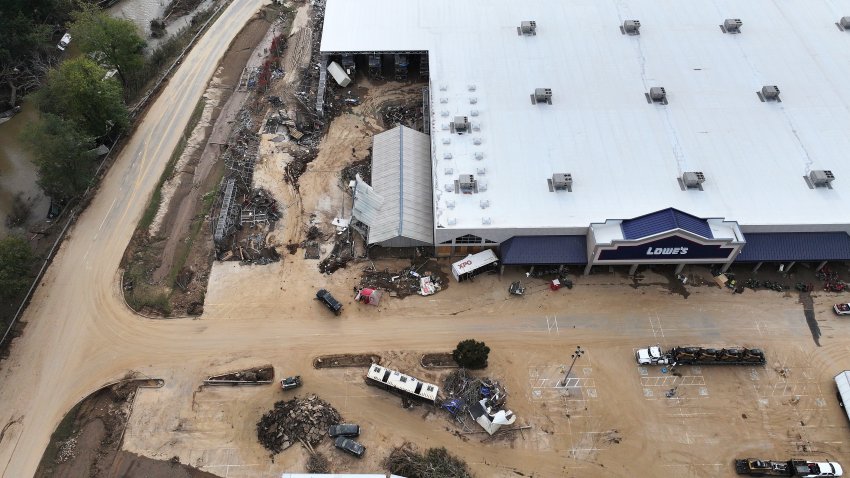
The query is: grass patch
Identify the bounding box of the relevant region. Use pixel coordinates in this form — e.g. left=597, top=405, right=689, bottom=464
left=167, top=177, right=220, bottom=288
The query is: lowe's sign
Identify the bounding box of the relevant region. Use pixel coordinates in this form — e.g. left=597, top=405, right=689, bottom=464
left=596, top=235, right=738, bottom=262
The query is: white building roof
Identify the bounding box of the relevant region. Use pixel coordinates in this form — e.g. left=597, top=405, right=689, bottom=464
left=322, top=0, right=850, bottom=233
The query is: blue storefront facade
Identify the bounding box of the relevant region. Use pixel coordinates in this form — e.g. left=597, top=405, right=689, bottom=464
left=497, top=208, right=850, bottom=275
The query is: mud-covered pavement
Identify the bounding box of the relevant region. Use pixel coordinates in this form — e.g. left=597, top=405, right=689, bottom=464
left=2, top=1, right=850, bottom=478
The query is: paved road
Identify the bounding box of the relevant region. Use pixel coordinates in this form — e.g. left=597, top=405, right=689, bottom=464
left=1, top=0, right=849, bottom=475
left=0, top=2, right=268, bottom=475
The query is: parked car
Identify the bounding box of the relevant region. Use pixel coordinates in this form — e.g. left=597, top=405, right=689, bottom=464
left=280, top=375, right=302, bottom=390
left=316, top=289, right=342, bottom=315
left=57, top=32, right=71, bottom=51
left=835, top=303, right=850, bottom=316
left=334, top=436, right=365, bottom=458
left=328, top=424, right=360, bottom=438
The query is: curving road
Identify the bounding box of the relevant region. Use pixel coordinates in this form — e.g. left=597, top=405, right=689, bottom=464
left=0, top=1, right=269, bottom=475
left=1, top=0, right=849, bottom=476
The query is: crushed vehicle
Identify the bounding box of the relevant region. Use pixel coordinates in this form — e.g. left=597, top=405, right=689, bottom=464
left=735, top=458, right=843, bottom=477
left=334, top=436, right=365, bottom=458
left=280, top=375, right=302, bottom=391
left=636, top=345, right=766, bottom=366
left=316, top=289, right=342, bottom=315
left=834, top=303, right=850, bottom=316
left=57, top=32, right=71, bottom=51
left=328, top=423, right=360, bottom=438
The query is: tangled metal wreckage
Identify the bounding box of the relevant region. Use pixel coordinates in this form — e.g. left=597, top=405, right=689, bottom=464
left=212, top=117, right=281, bottom=265
left=441, top=369, right=518, bottom=436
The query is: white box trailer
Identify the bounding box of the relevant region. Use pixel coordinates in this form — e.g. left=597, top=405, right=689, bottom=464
left=327, top=61, right=352, bottom=87
left=451, top=249, right=499, bottom=282
left=836, top=371, right=850, bottom=421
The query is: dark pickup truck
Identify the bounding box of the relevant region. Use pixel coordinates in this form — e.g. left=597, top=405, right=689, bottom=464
left=316, top=289, right=342, bottom=315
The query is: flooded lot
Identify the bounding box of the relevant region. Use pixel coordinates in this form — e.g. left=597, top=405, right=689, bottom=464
left=0, top=102, right=48, bottom=237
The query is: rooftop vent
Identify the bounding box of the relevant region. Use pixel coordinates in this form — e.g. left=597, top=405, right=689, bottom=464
left=621, top=20, right=641, bottom=35
left=458, top=174, right=477, bottom=194
left=451, top=116, right=469, bottom=134
left=679, top=171, right=706, bottom=191
left=646, top=87, right=668, bottom=105
left=757, top=85, right=781, bottom=102
left=518, top=21, right=537, bottom=36
left=482, top=217, right=492, bottom=225
left=480, top=200, right=490, bottom=209
left=474, top=152, right=484, bottom=160
left=721, top=18, right=742, bottom=33
left=839, top=16, right=850, bottom=31
left=807, top=170, right=835, bottom=189
left=548, top=173, right=573, bottom=192
left=531, top=88, right=553, bottom=105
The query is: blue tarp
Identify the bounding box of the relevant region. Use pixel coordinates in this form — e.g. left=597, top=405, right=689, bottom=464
left=621, top=208, right=713, bottom=240
left=735, top=232, right=850, bottom=262
left=499, top=236, right=587, bottom=265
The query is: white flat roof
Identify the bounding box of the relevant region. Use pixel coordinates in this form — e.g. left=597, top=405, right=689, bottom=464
left=322, top=0, right=850, bottom=231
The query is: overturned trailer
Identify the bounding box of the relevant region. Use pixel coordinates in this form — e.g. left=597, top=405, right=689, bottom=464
left=451, top=249, right=499, bottom=282
left=366, top=364, right=439, bottom=403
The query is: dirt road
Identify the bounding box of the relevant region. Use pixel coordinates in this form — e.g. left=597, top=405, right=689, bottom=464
left=0, top=1, right=270, bottom=476
left=2, top=1, right=850, bottom=477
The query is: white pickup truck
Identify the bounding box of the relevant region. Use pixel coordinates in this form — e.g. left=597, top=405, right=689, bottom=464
left=834, top=303, right=850, bottom=316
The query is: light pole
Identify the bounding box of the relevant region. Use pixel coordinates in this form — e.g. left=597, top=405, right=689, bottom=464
left=560, top=346, right=585, bottom=387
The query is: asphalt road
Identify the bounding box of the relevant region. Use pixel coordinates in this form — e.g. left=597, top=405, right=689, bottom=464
left=0, top=2, right=268, bottom=475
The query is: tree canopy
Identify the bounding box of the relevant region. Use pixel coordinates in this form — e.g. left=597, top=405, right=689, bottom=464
left=0, top=0, right=73, bottom=64
left=23, top=113, right=97, bottom=199
left=70, top=7, right=146, bottom=86
left=0, top=236, right=35, bottom=302
left=37, top=56, right=128, bottom=138
left=452, top=339, right=491, bottom=369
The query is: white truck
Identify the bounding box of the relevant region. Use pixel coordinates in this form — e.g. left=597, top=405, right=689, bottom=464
left=836, top=371, right=850, bottom=422
left=57, top=32, right=71, bottom=51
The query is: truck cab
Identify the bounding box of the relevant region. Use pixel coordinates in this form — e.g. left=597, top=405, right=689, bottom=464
left=800, top=462, right=843, bottom=477
left=636, top=346, right=668, bottom=365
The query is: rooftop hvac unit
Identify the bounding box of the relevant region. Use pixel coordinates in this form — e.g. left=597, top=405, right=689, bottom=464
left=723, top=18, right=742, bottom=33
left=531, top=88, right=553, bottom=105
left=478, top=182, right=488, bottom=192
left=458, top=174, right=476, bottom=193
left=480, top=200, right=490, bottom=209
left=761, top=85, right=780, bottom=101
left=552, top=173, right=572, bottom=191
left=810, top=170, right=835, bottom=187
left=482, top=217, right=492, bottom=225
left=622, top=20, right=641, bottom=35
left=474, top=152, right=484, bottom=160
left=446, top=200, right=455, bottom=209
left=648, top=87, right=667, bottom=104
left=473, top=137, right=482, bottom=145
left=682, top=171, right=706, bottom=189
left=518, top=20, right=537, bottom=36
left=451, top=116, right=470, bottom=134
left=468, top=84, right=477, bottom=91
left=840, top=16, right=850, bottom=30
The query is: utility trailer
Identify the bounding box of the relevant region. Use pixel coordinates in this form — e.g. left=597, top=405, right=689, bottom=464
left=636, top=345, right=765, bottom=366
left=735, top=458, right=843, bottom=477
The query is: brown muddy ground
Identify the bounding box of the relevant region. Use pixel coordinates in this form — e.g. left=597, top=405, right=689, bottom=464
left=35, top=380, right=218, bottom=478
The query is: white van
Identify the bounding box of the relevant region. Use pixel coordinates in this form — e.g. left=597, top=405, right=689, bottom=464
left=57, top=33, right=71, bottom=51
left=835, top=371, right=850, bottom=422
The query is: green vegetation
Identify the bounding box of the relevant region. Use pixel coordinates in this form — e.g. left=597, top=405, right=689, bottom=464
left=23, top=114, right=97, bottom=199
left=36, top=57, right=128, bottom=138
left=452, top=339, right=491, bottom=369
left=70, top=6, right=146, bottom=87
left=0, top=236, right=36, bottom=302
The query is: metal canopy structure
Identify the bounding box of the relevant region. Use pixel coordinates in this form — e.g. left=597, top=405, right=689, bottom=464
left=352, top=126, right=433, bottom=247
left=735, top=232, right=850, bottom=262
left=500, top=236, right=588, bottom=265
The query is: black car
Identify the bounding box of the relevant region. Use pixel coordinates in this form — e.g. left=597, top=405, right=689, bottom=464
left=316, top=289, right=342, bottom=315
left=328, top=423, right=360, bottom=438
left=334, top=436, right=365, bottom=458
left=280, top=375, right=302, bottom=391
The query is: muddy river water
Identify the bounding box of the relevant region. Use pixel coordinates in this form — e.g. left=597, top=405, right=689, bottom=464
left=0, top=101, right=48, bottom=237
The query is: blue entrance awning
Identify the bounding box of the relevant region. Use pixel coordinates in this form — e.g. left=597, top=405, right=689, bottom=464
left=500, top=236, right=587, bottom=265
left=735, top=232, right=850, bottom=262
left=621, top=208, right=713, bottom=240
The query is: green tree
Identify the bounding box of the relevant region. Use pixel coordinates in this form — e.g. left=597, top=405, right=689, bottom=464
left=452, top=339, right=491, bottom=369
left=23, top=114, right=97, bottom=199
left=37, top=57, right=128, bottom=138
left=0, top=236, right=35, bottom=302
left=70, top=7, right=146, bottom=87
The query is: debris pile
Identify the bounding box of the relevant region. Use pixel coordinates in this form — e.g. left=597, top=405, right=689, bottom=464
left=441, top=369, right=516, bottom=435
left=306, top=452, right=330, bottom=473
left=359, top=260, right=448, bottom=298
left=205, top=366, right=274, bottom=385
left=318, top=227, right=354, bottom=274
left=284, top=147, right=319, bottom=187
left=341, top=152, right=372, bottom=185
left=380, top=102, right=424, bottom=130
left=256, top=395, right=342, bottom=454
left=384, top=442, right=472, bottom=478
